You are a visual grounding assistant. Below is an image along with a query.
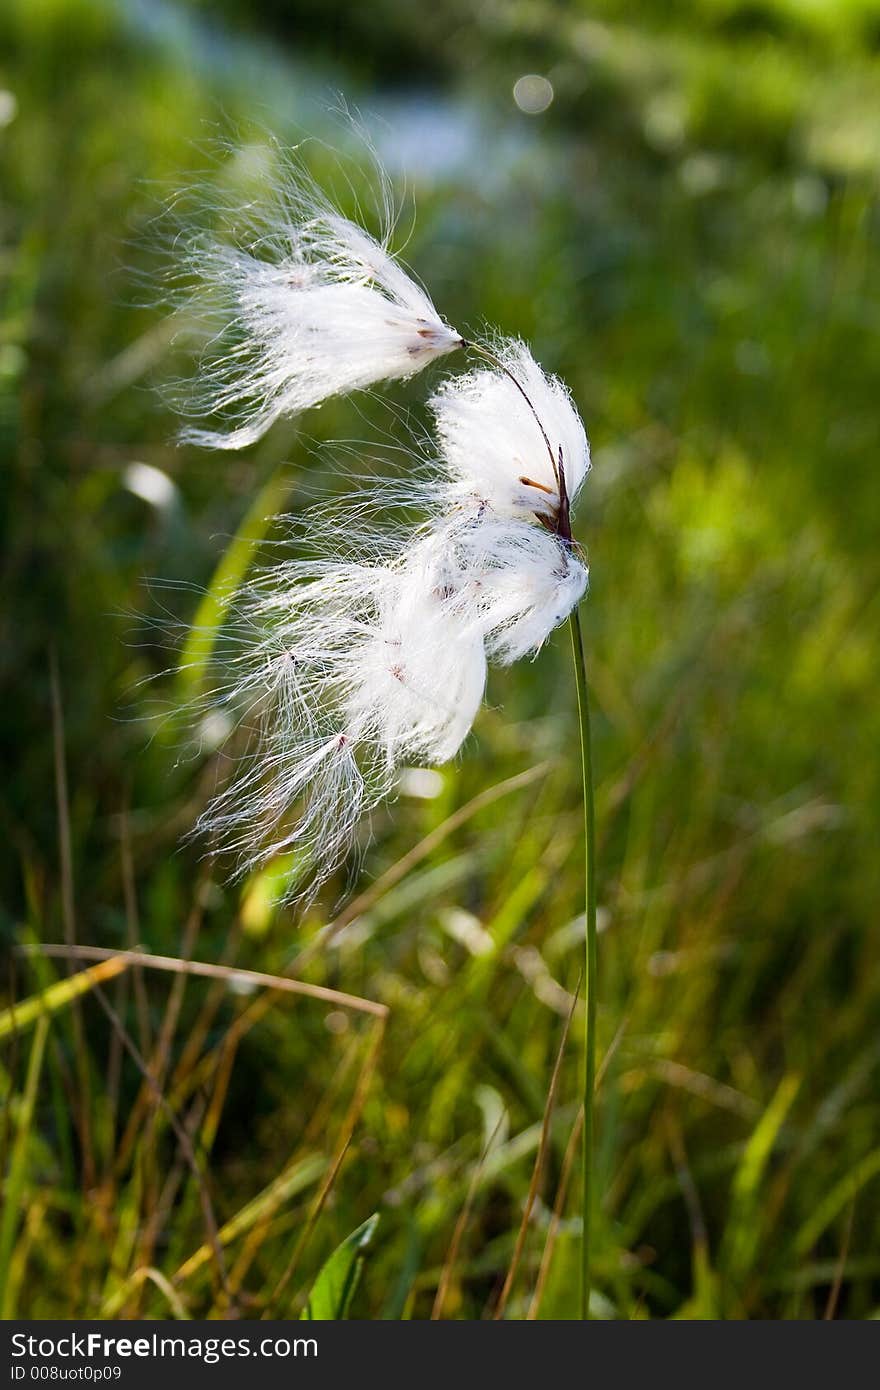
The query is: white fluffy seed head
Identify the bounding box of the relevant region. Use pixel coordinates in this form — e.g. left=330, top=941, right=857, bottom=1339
left=430, top=338, right=590, bottom=529
left=167, top=153, right=594, bottom=903
left=175, top=161, right=462, bottom=450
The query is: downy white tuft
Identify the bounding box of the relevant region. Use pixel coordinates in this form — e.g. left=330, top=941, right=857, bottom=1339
left=191, top=521, right=488, bottom=893
left=430, top=338, right=590, bottom=534
left=351, top=536, right=488, bottom=768
left=447, top=516, right=589, bottom=664
left=177, top=165, right=462, bottom=450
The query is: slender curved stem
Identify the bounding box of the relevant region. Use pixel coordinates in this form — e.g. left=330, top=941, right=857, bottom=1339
left=460, top=339, right=559, bottom=480
left=458, top=332, right=595, bottom=1309
left=569, top=607, right=597, bottom=1320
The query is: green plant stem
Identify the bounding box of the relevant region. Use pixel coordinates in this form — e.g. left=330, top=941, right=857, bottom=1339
left=569, top=607, right=597, bottom=1320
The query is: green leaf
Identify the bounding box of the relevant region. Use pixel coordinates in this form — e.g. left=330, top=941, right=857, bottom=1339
left=300, top=1214, right=379, bottom=1320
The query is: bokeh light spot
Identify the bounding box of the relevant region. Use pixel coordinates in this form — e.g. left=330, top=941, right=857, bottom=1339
left=513, top=74, right=554, bottom=115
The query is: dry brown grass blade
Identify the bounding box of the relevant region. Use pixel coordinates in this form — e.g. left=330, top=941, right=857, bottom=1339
left=101, top=1264, right=191, bottom=1320
left=115, top=901, right=203, bottom=1176
left=225, top=1173, right=283, bottom=1301
left=824, top=1198, right=855, bottom=1319
left=103, top=965, right=129, bottom=1183
left=200, top=1029, right=242, bottom=1160
left=666, top=1111, right=708, bottom=1256
left=222, top=1034, right=368, bottom=1297
left=493, top=980, right=579, bottom=1320
left=88, top=982, right=232, bottom=1304
left=169, top=975, right=231, bottom=1091
left=49, top=652, right=76, bottom=962
left=119, top=800, right=152, bottom=1057
left=526, top=1105, right=583, bottom=1320
left=526, top=1016, right=627, bottom=1319
left=290, top=761, right=551, bottom=972
left=264, top=1015, right=387, bottom=1316
left=222, top=1043, right=361, bottom=1302
left=130, top=905, right=206, bottom=1281
left=299, top=1034, right=362, bottom=1150
left=24, top=944, right=389, bottom=1019
left=174, top=1150, right=327, bottom=1287
left=149, top=898, right=203, bottom=1093
left=49, top=650, right=95, bottom=1188
left=432, top=1112, right=506, bottom=1319
left=164, top=929, right=243, bottom=1109
left=136, top=1092, right=208, bottom=1298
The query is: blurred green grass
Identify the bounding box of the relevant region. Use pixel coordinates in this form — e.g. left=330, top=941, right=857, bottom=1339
left=1, top=0, right=879, bottom=1318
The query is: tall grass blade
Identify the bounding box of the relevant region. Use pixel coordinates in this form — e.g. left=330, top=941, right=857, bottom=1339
left=722, top=1072, right=800, bottom=1291
left=0, top=1016, right=49, bottom=1316
left=494, top=981, right=579, bottom=1318
left=174, top=1152, right=327, bottom=1283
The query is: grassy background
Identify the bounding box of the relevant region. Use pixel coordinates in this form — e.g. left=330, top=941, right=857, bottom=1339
left=2, top=0, right=880, bottom=1319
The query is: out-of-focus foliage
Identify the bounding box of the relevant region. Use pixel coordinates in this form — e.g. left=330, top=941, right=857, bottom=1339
left=1, top=0, right=879, bottom=1319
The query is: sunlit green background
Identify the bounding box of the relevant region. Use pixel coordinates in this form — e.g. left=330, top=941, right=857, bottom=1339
left=2, top=0, right=879, bottom=1319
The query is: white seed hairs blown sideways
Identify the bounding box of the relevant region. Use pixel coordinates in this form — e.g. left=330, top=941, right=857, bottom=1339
left=192, top=527, right=490, bottom=889
left=173, top=157, right=591, bottom=899
left=174, top=153, right=463, bottom=450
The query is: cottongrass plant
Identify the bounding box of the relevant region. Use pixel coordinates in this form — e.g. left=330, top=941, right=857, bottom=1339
left=173, top=148, right=599, bottom=1318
